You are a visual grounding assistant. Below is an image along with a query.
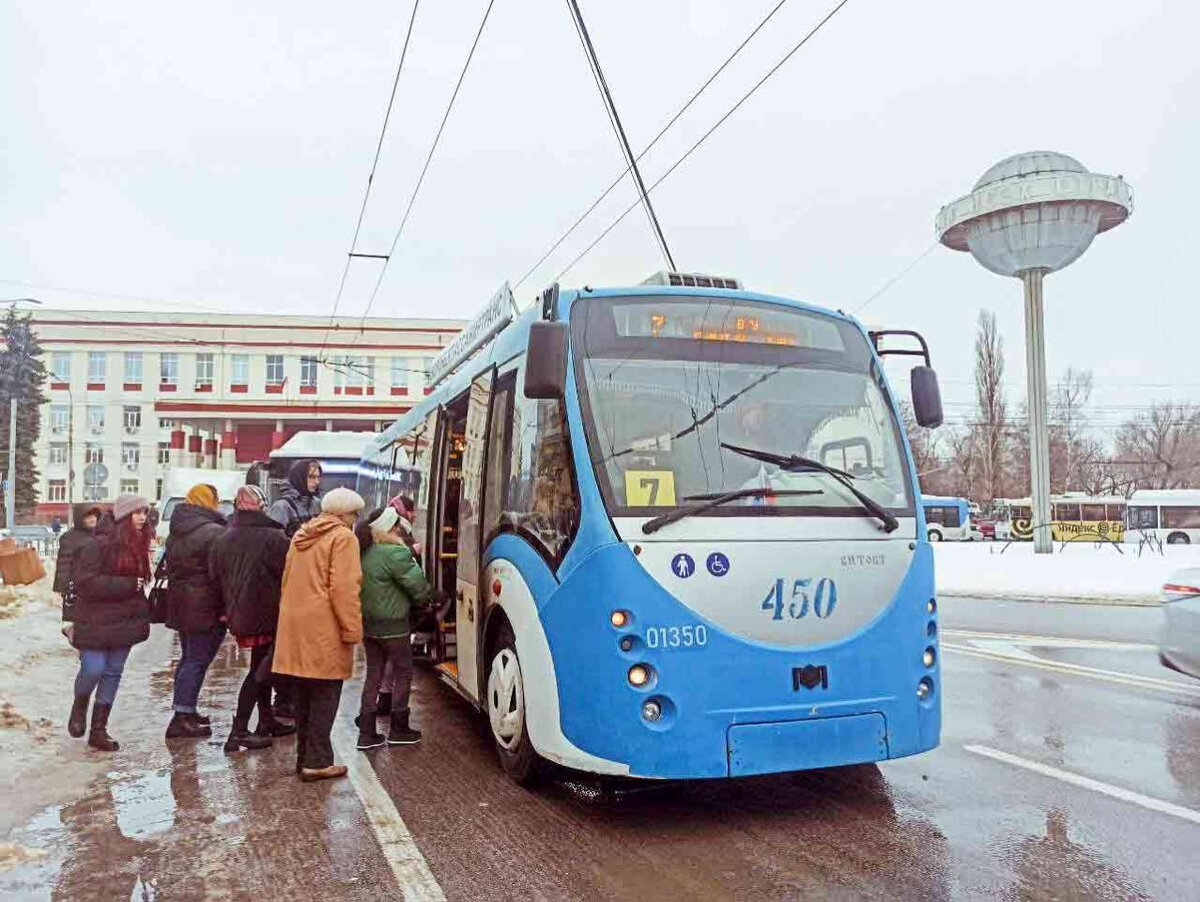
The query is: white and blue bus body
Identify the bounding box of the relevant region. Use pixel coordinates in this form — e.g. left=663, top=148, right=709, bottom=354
left=920, top=495, right=977, bottom=541
left=362, top=277, right=943, bottom=782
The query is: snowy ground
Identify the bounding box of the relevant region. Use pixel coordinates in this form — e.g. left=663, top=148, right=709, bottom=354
left=933, top=541, right=1200, bottom=604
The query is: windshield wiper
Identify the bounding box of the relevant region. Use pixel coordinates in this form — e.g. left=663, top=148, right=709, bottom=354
left=720, top=442, right=900, bottom=533
left=641, top=487, right=822, bottom=535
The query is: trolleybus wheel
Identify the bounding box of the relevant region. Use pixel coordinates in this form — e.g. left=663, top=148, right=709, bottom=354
left=927, top=528, right=943, bottom=542
left=487, top=626, right=540, bottom=784
left=1167, top=532, right=1190, bottom=545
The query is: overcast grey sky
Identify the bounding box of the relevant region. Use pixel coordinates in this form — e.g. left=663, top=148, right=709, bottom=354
left=3, top=0, right=1197, bottom=421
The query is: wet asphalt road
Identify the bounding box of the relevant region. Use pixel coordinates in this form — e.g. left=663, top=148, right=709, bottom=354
left=2, top=596, right=1197, bottom=901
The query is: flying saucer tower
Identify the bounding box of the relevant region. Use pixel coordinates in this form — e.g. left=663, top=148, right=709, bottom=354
left=936, top=152, right=1133, bottom=553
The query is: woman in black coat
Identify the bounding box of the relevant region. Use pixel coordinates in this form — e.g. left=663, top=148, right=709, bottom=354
left=208, top=485, right=295, bottom=753
left=163, top=484, right=227, bottom=740
left=53, top=503, right=102, bottom=617
left=67, top=495, right=153, bottom=751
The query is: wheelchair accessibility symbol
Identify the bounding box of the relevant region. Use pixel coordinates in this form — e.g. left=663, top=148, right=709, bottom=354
left=706, top=552, right=730, bottom=577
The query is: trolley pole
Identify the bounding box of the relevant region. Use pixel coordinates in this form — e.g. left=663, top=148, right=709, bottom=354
left=1023, top=268, right=1053, bottom=554
left=5, top=397, right=15, bottom=530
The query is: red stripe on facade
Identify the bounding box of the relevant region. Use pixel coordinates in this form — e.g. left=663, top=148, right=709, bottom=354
left=154, top=401, right=407, bottom=415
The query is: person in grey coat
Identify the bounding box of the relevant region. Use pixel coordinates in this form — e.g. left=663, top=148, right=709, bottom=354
left=268, top=458, right=323, bottom=538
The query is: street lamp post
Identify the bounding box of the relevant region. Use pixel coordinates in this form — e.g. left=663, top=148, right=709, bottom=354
left=935, top=153, right=1133, bottom=553
left=3, top=297, right=42, bottom=529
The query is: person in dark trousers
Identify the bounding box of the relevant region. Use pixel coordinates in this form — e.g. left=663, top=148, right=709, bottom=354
left=163, top=484, right=228, bottom=740
left=272, top=487, right=364, bottom=782
left=54, top=504, right=103, bottom=618
left=375, top=494, right=421, bottom=714
left=66, top=494, right=153, bottom=751
left=354, top=506, right=432, bottom=750
left=50, top=516, right=63, bottom=538
left=267, top=458, right=323, bottom=718
left=208, top=485, right=296, bottom=753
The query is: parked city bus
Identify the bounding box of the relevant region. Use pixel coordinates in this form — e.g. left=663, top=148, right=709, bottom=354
left=920, top=496, right=978, bottom=541
left=1126, top=489, right=1200, bottom=545
left=361, top=275, right=944, bottom=783
left=246, top=431, right=374, bottom=508
left=998, top=494, right=1126, bottom=543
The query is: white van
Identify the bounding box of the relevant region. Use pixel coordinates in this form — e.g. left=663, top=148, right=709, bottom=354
left=156, top=467, right=246, bottom=541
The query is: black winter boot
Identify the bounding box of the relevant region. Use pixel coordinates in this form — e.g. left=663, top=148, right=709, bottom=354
left=387, top=710, right=422, bottom=745
left=356, top=709, right=386, bottom=750
left=88, top=703, right=119, bottom=752
left=255, top=716, right=297, bottom=738
left=224, top=717, right=273, bottom=754
left=68, top=695, right=90, bottom=738
left=165, top=712, right=212, bottom=740
left=375, top=692, right=393, bottom=717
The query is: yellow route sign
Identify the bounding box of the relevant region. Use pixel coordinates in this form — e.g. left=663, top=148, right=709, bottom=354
left=624, top=470, right=677, bottom=507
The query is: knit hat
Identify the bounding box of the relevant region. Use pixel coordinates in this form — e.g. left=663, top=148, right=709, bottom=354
left=368, top=506, right=400, bottom=535
left=186, top=484, right=219, bottom=510
left=235, top=485, right=267, bottom=512
left=321, top=486, right=365, bottom=516
left=113, top=494, right=149, bottom=522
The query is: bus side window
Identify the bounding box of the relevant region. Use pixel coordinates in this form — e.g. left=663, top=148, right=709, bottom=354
left=481, top=375, right=516, bottom=546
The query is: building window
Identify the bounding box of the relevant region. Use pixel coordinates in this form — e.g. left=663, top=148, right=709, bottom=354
left=159, top=418, right=175, bottom=430
left=48, top=443, right=68, bottom=467
left=158, top=442, right=170, bottom=465
left=51, top=352, right=71, bottom=383
left=125, top=352, right=143, bottom=385
left=88, top=351, right=107, bottom=385
left=87, top=406, right=105, bottom=434
left=50, top=405, right=69, bottom=435
left=195, top=353, right=214, bottom=388
left=123, top=406, right=141, bottom=432
left=85, top=443, right=104, bottom=465
left=231, top=354, right=249, bottom=385
left=120, top=479, right=139, bottom=495
left=409, top=357, right=433, bottom=389
left=266, top=355, right=285, bottom=386
left=300, top=356, right=318, bottom=389
left=160, top=353, right=179, bottom=385
left=121, top=443, right=140, bottom=471
left=48, top=480, right=67, bottom=502
left=391, top=358, right=407, bottom=385
left=83, top=482, right=107, bottom=502
left=155, top=478, right=163, bottom=500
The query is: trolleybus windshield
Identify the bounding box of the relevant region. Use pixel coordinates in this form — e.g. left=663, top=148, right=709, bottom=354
left=572, top=296, right=914, bottom=519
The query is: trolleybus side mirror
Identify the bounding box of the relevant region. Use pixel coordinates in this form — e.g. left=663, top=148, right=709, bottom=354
left=525, top=321, right=568, bottom=399
left=911, top=366, right=943, bottom=428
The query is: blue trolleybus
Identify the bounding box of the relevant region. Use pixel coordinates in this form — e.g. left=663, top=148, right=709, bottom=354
left=359, top=273, right=945, bottom=783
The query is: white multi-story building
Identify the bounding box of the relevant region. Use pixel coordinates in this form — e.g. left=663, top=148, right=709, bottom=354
left=30, top=309, right=464, bottom=520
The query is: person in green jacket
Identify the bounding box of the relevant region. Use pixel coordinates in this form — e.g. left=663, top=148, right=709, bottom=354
left=354, top=505, right=432, bottom=750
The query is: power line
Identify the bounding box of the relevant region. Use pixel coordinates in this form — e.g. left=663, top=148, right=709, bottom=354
left=854, top=241, right=938, bottom=315
left=321, top=0, right=423, bottom=352
left=513, top=0, right=793, bottom=291
left=564, top=0, right=674, bottom=271
left=355, top=0, right=498, bottom=329
left=553, top=0, right=854, bottom=283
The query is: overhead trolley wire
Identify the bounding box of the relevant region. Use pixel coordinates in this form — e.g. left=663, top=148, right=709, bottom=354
left=355, top=0, right=499, bottom=330
left=552, top=0, right=854, bottom=283
left=513, top=0, right=794, bottom=291
left=565, top=0, right=675, bottom=271
left=321, top=0, right=423, bottom=356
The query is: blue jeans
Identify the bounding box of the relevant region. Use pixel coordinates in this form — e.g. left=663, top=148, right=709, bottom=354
left=75, top=647, right=132, bottom=707
left=172, top=626, right=226, bottom=713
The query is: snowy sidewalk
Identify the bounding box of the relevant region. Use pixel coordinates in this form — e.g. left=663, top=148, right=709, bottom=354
left=933, top=541, right=1199, bottom=605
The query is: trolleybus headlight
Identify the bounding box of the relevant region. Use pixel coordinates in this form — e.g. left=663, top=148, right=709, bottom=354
left=611, top=610, right=630, bottom=628
left=628, top=664, right=652, bottom=687
left=923, top=647, right=937, bottom=668
left=927, top=598, right=937, bottom=615
left=641, top=699, right=662, bottom=722
left=917, top=677, right=934, bottom=700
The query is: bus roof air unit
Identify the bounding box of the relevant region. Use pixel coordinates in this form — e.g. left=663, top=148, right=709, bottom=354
left=641, top=271, right=743, bottom=290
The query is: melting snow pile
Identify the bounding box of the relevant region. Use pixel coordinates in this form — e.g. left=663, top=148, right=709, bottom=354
left=933, top=541, right=1200, bottom=603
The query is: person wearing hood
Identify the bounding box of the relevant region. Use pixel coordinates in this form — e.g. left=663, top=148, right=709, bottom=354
left=67, top=494, right=153, bottom=751
left=163, top=484, right=228, bottom=740
left=272, top=487, right=364, bottom=782
left=268, top=458, right=323, bottom=538
left=208, top=485, right=295, bottom=754
left=54, top=503, right=103, bottom=621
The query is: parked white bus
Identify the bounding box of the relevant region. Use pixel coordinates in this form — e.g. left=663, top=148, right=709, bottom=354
left=1126, top=490, right=1200, bottom=546
left=156, top=467, right=245, bottom=540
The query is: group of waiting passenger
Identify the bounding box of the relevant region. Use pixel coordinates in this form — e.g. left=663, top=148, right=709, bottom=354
left=54, top=458, right=434, bottom=782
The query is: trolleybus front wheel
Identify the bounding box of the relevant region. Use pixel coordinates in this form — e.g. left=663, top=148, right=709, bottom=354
left=487, top=626, right=541, bottom=784
left=927, top=528, right=943, bottom=542
left=1167, top=532, right=1191, bottom=545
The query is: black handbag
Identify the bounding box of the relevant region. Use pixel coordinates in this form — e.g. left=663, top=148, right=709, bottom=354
left=147, top=554, right=168, bottom=625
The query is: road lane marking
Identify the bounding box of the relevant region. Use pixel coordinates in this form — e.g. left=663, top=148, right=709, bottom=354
left=333, top=731, right=446, bottom=901
left=941, top=642, right=1200, bottom=698
left=964, top=744, right=1200, bottom=826
left=942, top=629, right=1156, bottom=651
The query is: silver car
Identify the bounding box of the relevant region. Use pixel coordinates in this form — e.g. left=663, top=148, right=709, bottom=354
left=1160, top=566, right=1200, bottom=679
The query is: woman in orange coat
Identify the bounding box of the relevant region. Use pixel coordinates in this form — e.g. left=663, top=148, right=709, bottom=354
left=272, top=487, right=364, bottom=781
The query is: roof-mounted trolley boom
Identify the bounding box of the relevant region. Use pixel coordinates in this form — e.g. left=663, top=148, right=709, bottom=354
left=868, top=329, right=944, bottom=429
